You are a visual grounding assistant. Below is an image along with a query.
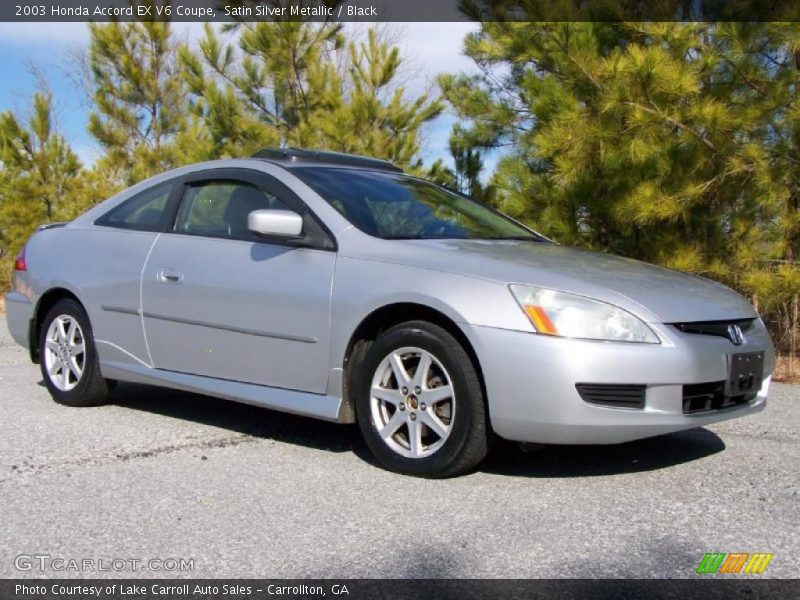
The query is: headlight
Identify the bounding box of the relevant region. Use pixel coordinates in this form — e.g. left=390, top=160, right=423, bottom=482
left=509, top=284, right=660, bottom=344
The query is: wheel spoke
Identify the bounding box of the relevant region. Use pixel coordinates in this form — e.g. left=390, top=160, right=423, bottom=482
left=48, top=361, right=60, bottom=376
left=408, top=418, right=422, bottom=457
left=67, top=356, right=83, bottom=379
left=70, top=343, right=85, bottom=356
left=379, top=410, right=406, bottom=440
left=60, top=365, right=70, bottom=389
left=413, top=352, right=432, bottom=388
left=66, top=319, right=78, bottom=345
left=371, top=386, right=402, bottom=405
left=389, top=352, right=411, bottom=386
left=424, top=385, right=453, bottom=405
left=56, top=318, right=68, bottom=343
left=45, top=340, right=60, bottom=353
left=420, top=410, right=449, bottom=440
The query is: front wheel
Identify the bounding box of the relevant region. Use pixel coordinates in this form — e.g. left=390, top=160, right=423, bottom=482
left=39, top=298, right=113, bottom=407
left=355, top=321, right=490, bottom=478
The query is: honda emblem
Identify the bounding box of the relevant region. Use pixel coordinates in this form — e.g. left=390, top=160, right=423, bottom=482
left=727, top=324, right=744, bottom=345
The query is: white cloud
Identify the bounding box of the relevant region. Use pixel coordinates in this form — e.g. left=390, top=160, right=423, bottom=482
left=395, top=22, right=479, bottom=78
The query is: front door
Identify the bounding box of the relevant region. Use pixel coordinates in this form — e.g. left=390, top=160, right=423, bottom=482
left=140, top=169, right=336, bottom=394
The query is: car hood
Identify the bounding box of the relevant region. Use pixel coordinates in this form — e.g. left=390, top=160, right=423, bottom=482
left=353, top=239, right=756, bottom=323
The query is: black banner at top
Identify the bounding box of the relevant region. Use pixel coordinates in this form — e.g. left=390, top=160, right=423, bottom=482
left=3, top=0, right=800, bottom=23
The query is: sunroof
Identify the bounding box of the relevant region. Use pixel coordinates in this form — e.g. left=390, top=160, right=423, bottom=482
left=252, top=147, right=403, bottom=173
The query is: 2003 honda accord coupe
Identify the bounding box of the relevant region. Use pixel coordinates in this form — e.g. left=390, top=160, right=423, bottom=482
left=5, top=148, right=775, bottom=477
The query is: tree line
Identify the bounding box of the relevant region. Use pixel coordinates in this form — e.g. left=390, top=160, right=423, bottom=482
left=0, top=15, right=798, bottom=376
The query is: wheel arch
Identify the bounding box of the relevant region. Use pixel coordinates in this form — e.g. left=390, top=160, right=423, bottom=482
left=29, top=287, right=84, bottom=363
left=341, top=302, right=488, bottom=423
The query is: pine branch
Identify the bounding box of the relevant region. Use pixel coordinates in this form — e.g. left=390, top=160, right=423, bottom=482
left=623, top=101, right=718, bottom=152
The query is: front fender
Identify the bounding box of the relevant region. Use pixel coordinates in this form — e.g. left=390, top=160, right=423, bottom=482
left=329, top=256, right=531, bottom=370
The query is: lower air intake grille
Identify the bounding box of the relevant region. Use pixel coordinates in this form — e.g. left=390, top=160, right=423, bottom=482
left=682, top=381, right=751, bottom=414
left=576, top=384, right=646, bottom=409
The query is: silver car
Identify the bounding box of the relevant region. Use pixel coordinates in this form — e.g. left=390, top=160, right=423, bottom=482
left=5, top=148, right=775, bottom=477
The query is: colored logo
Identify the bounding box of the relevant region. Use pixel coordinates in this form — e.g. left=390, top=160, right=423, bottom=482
left=696, top=553, right=773, bottom=574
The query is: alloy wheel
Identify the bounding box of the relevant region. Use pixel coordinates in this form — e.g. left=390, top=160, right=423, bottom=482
left=369, top=346, right=456, bottom=458
left=43, top=315, right=86, bottom=392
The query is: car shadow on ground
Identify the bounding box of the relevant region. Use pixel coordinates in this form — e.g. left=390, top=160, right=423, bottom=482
left=480, top=429, right=725, bottom=478
left=107, top=382, right=725, bottom=477
left=109, top=381, right=363, bottom=454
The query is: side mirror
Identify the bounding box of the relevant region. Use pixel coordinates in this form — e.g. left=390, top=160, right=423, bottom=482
left=247, top=209, right=303, bottom=238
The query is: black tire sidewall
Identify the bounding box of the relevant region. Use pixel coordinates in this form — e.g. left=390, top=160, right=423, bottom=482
left=355, top=323, right=481, bottom=477
left=39, top=299, right=104, bottom=406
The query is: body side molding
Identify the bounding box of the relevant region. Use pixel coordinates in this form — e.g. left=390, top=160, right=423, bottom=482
left=140, top=311, right=319, bottom=344
left=101, top=305, right=141, bottom=316
left=100, top=361, right=345, bottom=422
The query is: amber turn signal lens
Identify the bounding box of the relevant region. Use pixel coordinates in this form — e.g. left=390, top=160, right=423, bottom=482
left=523, top=305, right=558, bottom=335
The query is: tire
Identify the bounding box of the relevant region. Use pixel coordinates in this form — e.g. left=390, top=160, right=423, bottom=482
left=39, top=298, right=112, bottom=407
left=355, top=320, right=490, bottom=478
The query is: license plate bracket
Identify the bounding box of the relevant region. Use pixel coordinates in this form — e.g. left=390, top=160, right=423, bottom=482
left=727, top=351, right=764, bottom=398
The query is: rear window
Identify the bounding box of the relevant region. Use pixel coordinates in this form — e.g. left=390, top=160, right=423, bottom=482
left=96, top=183, right=173, bottom=232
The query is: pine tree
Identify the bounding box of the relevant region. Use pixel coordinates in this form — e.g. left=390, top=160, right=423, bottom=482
left=0, top=92, right=86, bottom=288
left=450, top=130, right=486, bottom=199
left=179, top=20, right=344, bottom=156
left=180, top=24, right=442, bottom=167
left=310, top=28, right=443, bottom=167
left=88, top=11, right=189, bottom=183
left=425, top=158, right=457, bottom=189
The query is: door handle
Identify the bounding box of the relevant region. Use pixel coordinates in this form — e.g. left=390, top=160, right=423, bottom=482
left=157, top=268, right=183, bottom=284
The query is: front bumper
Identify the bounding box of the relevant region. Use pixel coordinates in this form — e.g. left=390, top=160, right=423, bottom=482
left=463, top=320, right=774, bottom=445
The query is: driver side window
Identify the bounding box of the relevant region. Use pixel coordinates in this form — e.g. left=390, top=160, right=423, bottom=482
left=175, top=181, right=289, bottom=240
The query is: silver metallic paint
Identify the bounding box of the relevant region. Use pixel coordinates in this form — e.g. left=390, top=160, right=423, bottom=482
left=140, top=233, right=335, bottom=392
left=5, top=158, right=776, bottom=444
left=248, top=209, right=304, bottom=238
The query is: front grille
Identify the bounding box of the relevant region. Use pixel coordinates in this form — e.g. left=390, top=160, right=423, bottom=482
left=682, top=381, right=752, bottom=414
left=576, top=384, right=646, bottom=409
left=671, top=319, right=755, bottom=344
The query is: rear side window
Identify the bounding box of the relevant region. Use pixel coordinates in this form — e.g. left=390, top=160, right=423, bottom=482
left=96, top=183, right=173, bottom=232
left=174, top=181, right=288, bottom=240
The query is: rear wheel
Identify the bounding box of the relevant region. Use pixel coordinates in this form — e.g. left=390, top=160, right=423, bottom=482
left=355, top=320, right=489, bottom=478
left=39, top=299, right=112, bottom=407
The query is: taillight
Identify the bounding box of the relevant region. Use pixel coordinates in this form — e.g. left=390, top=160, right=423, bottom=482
left=13, top=246, right=27, bottom=272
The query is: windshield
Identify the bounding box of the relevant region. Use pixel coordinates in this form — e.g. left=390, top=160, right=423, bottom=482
left=291, top=167, right=543, bottom=241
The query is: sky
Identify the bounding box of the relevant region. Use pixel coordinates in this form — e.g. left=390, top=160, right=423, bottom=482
left=0, top=21, right=485, bottom=172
